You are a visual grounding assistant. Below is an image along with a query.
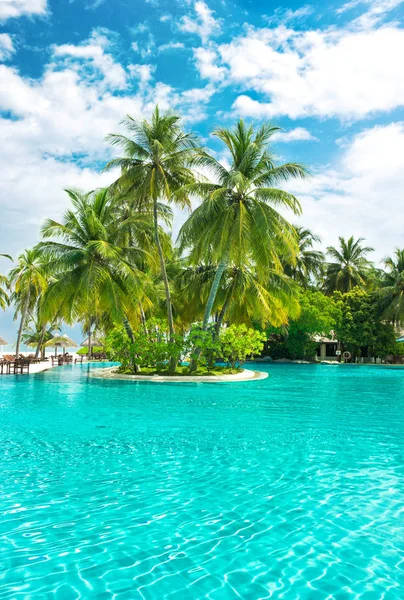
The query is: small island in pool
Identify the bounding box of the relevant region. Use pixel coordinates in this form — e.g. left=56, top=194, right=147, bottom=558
left=91, top=365, right=268, bottom=383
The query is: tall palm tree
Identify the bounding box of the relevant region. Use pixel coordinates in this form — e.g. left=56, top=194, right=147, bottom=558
left=0, top=254, right=12, bottom=310
left=105, top=106, right=199, bottom=372
left=324, top=236, right=374, bottom=294
left=9, top=249, right=48, bottom=357
left=178, top=120, right=307, bottom=334
left=284, top=227, right=324, bottom=287
left=379, top=248, right=404, bottom=327
left=36, top=188, right=150, bottom=352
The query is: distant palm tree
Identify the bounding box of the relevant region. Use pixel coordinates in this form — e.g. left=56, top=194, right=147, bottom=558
left=284, top=227, right=324, bottom=286
left=0, top=254, right=12, bottom=310
left=379, top=248, right=404, bottom=327
left=179, top=120, right=307, bottom=334
left=36, top=188, right=149, bottom=358
left=105, top=107, right=199, bottom=372
left=324, top=236, right=374, bottom=294
left=9, top=249, right=48, bottom=357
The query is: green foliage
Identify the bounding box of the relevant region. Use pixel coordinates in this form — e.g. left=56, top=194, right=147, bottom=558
left=267, top=289, right=342, bottom=360
left=219, top=324, right=267, bottom=370
left=76, top=346, right=104, bottom=355
left=392, top=342, right=404, bottom=356
left=105, top=326, right=133, bottom=369
left=105, top=321, right=186, bottom=374
left=187, top=324, right=221, bottom=371
left=334, top=289, right=396, bottom=358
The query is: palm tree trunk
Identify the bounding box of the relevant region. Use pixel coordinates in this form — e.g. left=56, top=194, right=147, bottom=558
left=202, top=258, right=228, bottom=330
left=88, top=330, right=92, bottom=361
left=189, top=257, right=228, bottom=372
left=123, top=316, right=139, bottom=373
left=35, top=323, right=46, bottom=359
left=153, top=198, right=176, bottom=374
left=215, top=284, right=234, bottom=337
left=140, top=305, right=148, bottom=335
left=15, top=292, right=30, bottom=358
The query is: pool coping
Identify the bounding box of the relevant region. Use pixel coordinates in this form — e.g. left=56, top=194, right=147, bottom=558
left=89, top=367, right=269, bottom=383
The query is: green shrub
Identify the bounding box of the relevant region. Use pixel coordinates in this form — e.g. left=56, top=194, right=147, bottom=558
left=219, top=324, right=267, bottom=370
left=76, top=346, right=104, bottom=355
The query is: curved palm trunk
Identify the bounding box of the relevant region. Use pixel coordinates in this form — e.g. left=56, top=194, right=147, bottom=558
left=202, top=258, right=228, bottom=330
left=189, top=257, right=228, bottom=372
left=35, top=324, right=47, bottom=359
left=88, top=330, right=92, bottom=361
left=214, top=283, right=234, bottom=337
left=15, top=292, right=30, bottom=358
left=153, top=198, right=176, bottom=374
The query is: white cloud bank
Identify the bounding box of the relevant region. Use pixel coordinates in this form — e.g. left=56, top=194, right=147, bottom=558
left=290, top=123, right=404, bottom=259
left=195, top=12, right=404, bottom=120
left=0, top=0, right=47, bottom=20
left=0, top=31, right=215, bottom=255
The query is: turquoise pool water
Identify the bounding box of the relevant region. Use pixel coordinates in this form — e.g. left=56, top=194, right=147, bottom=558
left=1, top=363, right=404, bottom=599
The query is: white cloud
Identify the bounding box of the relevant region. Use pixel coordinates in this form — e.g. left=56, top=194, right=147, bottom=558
left=290, top=123, right=404, bottom=259
left=0, top=31, right=216, bottom=257
left=197, top=17, right=404, bottom=120
left=338, top=0, right=404, bottom=29
left=129, top=63, right=155, bottom=85
left=0, top=0, right=47, bottom=20
left=53, top=30, right=127, bottom=89
left=194, top=47, right=226, bottom=81
left=0, top=33, right=14, bottom=60
left=158, top=41, right=186, bottom=52
left=179, top=1, right=221, bottom=44
left=273, top=127, right=318, bottom=142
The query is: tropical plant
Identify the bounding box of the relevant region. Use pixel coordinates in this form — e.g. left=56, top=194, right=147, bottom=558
left=9, top=249, right=48, bottom=357
left=379, top=248, right=404, bottom=327
left=105, top=106, right=199, bottom=372
left=36, top=188, right=149, bottom=349
left=178, top=120, right=306, bottom=369
left=0, top=254, right=12, bottom=311
left=179, top=120, right=307, bottom=333
left=21, top=317, right=61, bottom=359
left=284, top=227, right=324, bottom=286
left=219, top=324, right=267, bottom=370
left=324, top=236, right=374, bottom=294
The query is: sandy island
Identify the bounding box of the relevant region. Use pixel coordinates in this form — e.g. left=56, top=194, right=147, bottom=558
left=90, top=367, right=269, bottom=383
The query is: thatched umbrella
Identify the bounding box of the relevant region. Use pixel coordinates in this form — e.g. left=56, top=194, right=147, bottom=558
left=44, top=334, right=78, bottom=356
left=80, top=336, right=103, bottom=348
left=0, top=336, right=7, bottom=353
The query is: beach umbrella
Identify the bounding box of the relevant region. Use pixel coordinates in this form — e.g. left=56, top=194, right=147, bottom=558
left=0, top=336, right=7, bottom=354
left=44, top=334, right=78, bottom=356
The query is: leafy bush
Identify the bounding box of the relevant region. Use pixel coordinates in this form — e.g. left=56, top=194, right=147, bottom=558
left=187, top=324, right=221, bottom=371
left=219, top=324, right=267, bottom=370
left=76, top=346, right=104, bottom=355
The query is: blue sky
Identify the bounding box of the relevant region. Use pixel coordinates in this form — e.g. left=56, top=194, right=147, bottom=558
left=1, top=0, right=404, bottom=344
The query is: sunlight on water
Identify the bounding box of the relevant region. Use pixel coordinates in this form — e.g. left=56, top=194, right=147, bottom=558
left=0, top=363, right=404, bottom=598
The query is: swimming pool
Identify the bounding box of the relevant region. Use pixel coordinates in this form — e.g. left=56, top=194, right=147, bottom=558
left=1, top=363, right=403, bottom=598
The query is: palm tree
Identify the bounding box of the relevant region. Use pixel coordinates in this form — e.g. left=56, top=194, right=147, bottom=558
left=105, top=106, right=199, bottom=372
left=9, top=249, right=48, bottom=357
left=177, top=260, right=300, bottom=334
left=36, top=188, right=149, bottom=356
left=379, top=248, right=404, bottom=327
left=178, top=120, right=307, bottom=334
left=284, top=227, right=324, bottom=287
left=22, top=317, right=61, bottom=359
left=0, top=254, right=12, bottom=310
left=324, top=236, right=374, bottom=294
